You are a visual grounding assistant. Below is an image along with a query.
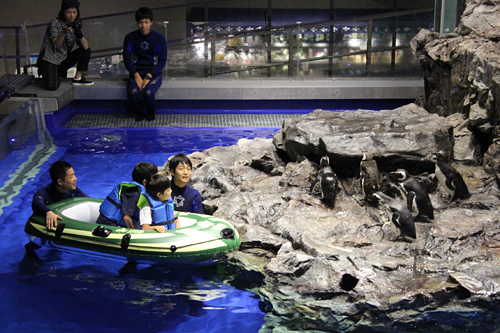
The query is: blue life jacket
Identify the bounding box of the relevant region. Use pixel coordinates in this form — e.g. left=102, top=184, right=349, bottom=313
left=142, top=192, right=176, bottom=229
left=100, top=182, right=176, bottom=229
left=100, top=182, right=144, bottom=227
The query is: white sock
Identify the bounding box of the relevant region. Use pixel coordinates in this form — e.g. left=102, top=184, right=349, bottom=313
left=74, top=77, right=81, bottom=81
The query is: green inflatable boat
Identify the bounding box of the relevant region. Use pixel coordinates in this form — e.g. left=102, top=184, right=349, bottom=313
left=25, top=197, right=241, bottom=265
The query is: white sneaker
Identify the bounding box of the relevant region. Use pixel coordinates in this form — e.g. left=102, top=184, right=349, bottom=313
left=72, top=78, right=94, bottom=86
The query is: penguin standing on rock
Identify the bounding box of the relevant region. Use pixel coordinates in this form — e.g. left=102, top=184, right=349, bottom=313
left=369, top=191, right=416, bottom=242
left=389, top=169, right=434, bottom=222
left=310, top=156, right=339, bottom=208
left=433, top=151, right=470, bottom=203
left=360, top=153, right=381, bottom=199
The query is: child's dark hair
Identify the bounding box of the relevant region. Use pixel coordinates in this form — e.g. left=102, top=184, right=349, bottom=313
left=135, top=7, right=154, bottom=23
left=146, top=174, right=171, bottom=196
left=168, top=153, right=192, bottom=172
left=132, top=162, right=158, bottom=184
left=49, top=160, right=72, bottom=184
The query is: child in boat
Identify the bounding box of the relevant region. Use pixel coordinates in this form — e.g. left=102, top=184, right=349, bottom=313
left=143, top=173, right=180, bottom=232
left=165, top=153, right=203, bottom=213
left=96, top=162, right=157, bottom=228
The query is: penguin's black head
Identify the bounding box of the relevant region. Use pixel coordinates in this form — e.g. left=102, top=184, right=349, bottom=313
left=368, top=191, right=387, bottom=206
left=320, top=156, right=330, bottom=168
left=434, top=150, right=450, bottom=162
left=389, top=169, right=408, bottom=182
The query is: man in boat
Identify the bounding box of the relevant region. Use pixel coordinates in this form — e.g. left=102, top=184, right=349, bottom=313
left=96, top=162, right=158, bottom=229
left=32, top=160, right=89, bottom=230
left=167, top=154, right=203, bottom=214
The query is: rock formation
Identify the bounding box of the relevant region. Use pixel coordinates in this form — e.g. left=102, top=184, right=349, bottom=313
left=411, top=0, right=500, bottom=167
left=187, top=109, right=500, bottom=330
left=185, top=1, right=500, bottom=330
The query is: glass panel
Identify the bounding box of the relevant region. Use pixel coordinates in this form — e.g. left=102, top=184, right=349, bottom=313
left=370, top=50, right=392, bottom=75
left=270, top=31, right=289, bottom=65
left=395, top=13, right=434, bottom=47
left=272, top=0, right=330, bottom=26
left=299, top=59, right=330, bottom=77
left=440, top=0, right=458, bottom=33
left=335, top=22, right=368, bottom=53
left=369, top=49, right=423, bottom=77
left=5, top=2, right=434, bottom=80
left=269, top=64, right=288, bottom=77
left=24, top=24, right=46, bottom=76
left=0, top=29, right=21, bottom=76
left=372, top=18, right=394, bottom=49
left=394, top=48, right=422, bottom=76
left=0, top=100, right=42, bottom=161
left=332, top=54, right=366, bottom=76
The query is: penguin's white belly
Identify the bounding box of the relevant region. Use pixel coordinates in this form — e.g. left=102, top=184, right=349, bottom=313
left=435, top=166, right=454, bottom=196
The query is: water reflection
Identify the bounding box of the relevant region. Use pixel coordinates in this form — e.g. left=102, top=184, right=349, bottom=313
left=16, top=249, right=264, bottom=332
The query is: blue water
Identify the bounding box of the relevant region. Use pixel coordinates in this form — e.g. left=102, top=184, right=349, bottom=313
left=0, top=99, right=428, bottom=332
left=0, top=105, right=291, bottom=332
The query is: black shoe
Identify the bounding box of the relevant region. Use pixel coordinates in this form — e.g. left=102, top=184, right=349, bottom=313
left=72, top=78, right=94, bottom=86
left=145, top=113, right=155, bottom=121
left=135, top=113, right=146, bottom=122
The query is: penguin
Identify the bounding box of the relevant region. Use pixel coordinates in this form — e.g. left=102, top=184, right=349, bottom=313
left=360, top=153, right=381, bottom=199
left=433, top=151, right=470, bottom=203
left=310, top=156, right=339, bottom=208
left=406, top=191, right=419, bottom=218
left=414, top=173, right=439, bottom=194
left=389, top=169, right=434, bottom=222
left=369, top=191, right=416, bottom=242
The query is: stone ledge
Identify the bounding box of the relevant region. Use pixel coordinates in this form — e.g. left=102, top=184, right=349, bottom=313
left=73, top=77, right=424, bottom=101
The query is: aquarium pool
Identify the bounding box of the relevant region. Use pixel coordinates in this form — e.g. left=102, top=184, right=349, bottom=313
left=0, top=114, right=291, bottom=333
left=0, top=98, right=415, bottom=332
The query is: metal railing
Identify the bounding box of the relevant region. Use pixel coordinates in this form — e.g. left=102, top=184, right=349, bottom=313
left=0, top=2, right=434, bottom=79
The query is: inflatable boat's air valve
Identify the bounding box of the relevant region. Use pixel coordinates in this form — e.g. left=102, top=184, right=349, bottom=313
left=221, top=228, right=235, bottom=240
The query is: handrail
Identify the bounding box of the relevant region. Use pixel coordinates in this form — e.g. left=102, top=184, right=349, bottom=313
left=0, top=5, right=433, bottom=78
left=4, top=0, right=248, bottom=29
left=206, top=8, right=434, bottom=37
left=88, top=7, right=433, bottom=56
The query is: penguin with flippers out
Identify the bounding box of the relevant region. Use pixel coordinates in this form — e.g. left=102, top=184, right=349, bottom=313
left=432, top=151, right=470, bottom=203
left=310, top=156, right=339, bottom=208
left=369, top=191, right=416, bottom=242
left=389, top=169, right=434, bottom=222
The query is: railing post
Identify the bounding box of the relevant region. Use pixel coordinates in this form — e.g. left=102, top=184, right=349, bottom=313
left=15, top=27, right=21, bottom=74
left=163, top=21, right=169, bottom=77
left=328, top=0, right=335, bottom=77
left=211, top=37, right=216, bottom=77
left=288, top=29, right=294, bottom=77
left=391, top=19, right=396, bottom=72
left=296, top=22, right=301, bottom=78
left=366, top=18, right=373, bottom=76
left=267, top=0, right=272, bottom=77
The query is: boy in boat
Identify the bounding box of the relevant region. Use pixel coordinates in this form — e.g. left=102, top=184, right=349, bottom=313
left=32, top=160, right=88, bottom=230
left=96, top=162, right=157, bottom=228
left=142, top=173, right=180, bottom=232
left=166, top=153, right=203, bottom=214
